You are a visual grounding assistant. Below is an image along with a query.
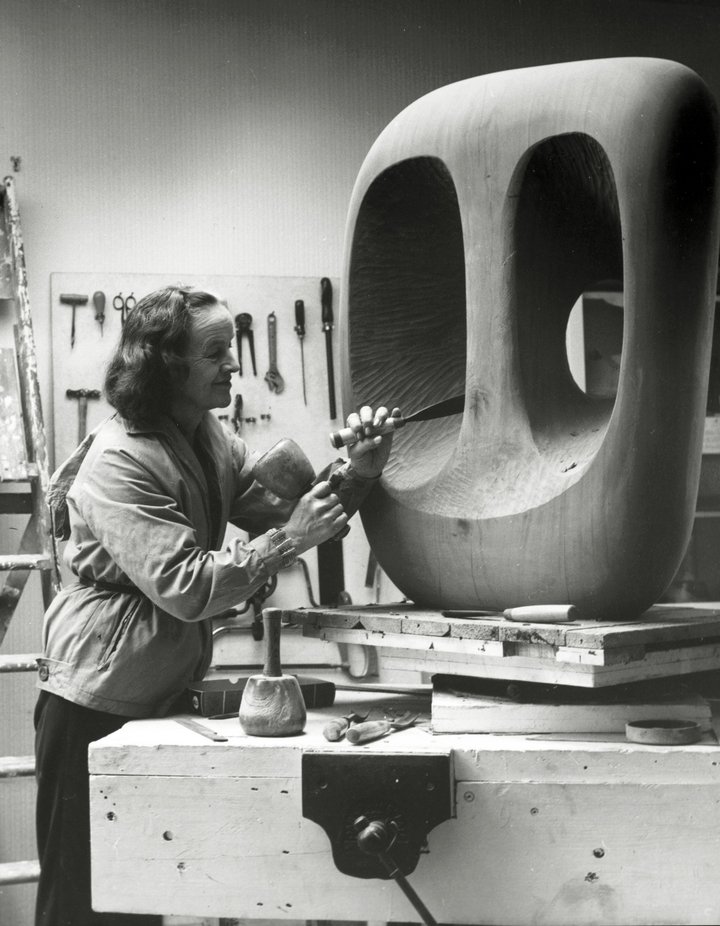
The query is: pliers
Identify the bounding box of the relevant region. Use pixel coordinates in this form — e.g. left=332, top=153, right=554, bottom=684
left=234, top=312, right=257, bottom=376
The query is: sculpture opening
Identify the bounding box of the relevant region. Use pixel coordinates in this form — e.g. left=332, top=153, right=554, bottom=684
left=347, top=156, right=466, bottom=490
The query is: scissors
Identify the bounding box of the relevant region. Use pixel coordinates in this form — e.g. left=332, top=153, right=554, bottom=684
left=113, top=292, right=137, bottom=327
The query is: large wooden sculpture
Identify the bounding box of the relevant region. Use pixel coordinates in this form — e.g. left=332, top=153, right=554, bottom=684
left=341, top=58, right=720, bottom=619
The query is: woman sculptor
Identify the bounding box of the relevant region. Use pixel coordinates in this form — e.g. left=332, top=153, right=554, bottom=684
left=34, top=284, right=398, bottom=926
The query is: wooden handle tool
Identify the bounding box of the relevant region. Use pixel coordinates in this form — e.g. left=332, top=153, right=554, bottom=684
left=346, top=711, right=418, bottom=744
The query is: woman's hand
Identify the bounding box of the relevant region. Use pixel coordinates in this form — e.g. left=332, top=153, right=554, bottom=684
left=345, top=405, right=401, bottom=478
left=283, top=481, right=348, bottom=554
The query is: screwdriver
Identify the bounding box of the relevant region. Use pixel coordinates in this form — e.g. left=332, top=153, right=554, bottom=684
left=294, top=299, right=307, bottom=405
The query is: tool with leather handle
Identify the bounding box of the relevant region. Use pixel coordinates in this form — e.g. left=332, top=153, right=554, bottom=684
left=330, top=394, right=465, bottom=449
left=320, top=277, right=336, bottom=419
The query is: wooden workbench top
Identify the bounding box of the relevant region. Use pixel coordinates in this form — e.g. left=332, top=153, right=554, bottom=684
left=88, top=688, right=720, bottom=785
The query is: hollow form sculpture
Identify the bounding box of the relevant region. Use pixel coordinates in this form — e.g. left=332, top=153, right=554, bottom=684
left=342, top=58, right=720, bottom=619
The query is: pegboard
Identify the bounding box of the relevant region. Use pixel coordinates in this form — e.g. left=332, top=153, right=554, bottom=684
left=49, top=272, right=399, bottom=613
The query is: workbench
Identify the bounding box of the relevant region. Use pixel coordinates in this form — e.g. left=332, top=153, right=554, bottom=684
left=89, top=687, right=720, bottom=925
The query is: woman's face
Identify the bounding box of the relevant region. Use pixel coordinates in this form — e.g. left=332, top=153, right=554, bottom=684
left=173, top=303, right=239, bottom=413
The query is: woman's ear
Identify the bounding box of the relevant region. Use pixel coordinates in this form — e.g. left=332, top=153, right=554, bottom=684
left=162, top=349, right=189, bottom=383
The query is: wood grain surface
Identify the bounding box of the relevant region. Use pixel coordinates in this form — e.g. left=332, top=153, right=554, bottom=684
left=340, top=58, right=720, bottom=619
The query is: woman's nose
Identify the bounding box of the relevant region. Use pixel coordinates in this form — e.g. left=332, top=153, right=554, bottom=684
left=222, top=351, right=240, bottom=373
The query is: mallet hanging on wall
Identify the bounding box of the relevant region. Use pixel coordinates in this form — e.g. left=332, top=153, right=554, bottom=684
left=66, top=388, right=100, bottom=445
left=59, top=293, right=88, bottom=348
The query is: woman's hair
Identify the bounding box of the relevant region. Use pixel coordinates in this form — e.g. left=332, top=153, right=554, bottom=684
left=104, top=285, right=221, bottom=423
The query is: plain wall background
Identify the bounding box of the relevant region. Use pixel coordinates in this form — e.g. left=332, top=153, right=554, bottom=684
left=3, top=1, right=720, bottom=922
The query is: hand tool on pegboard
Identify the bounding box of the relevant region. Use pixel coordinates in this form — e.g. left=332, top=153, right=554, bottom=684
left=66, top=388, right=100, bottom=444
left=320, top=277, right=337, bottom=419
left=330, top=393, right=465, bottom=448
left=294, top=299, right=307, bottom=404
left=232, top=394, right=243, bottom=433
left=264, top=311, right=285, bottom=393
left=60, top=293, right=88, bottom=348
left=92, top=291, right=106, bottom=337
left=234, top=312, right=257, bottom=375
left=113, top=292, right=136, bottom=328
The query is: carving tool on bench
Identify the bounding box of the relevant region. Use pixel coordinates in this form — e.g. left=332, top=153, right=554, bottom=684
left=441, top=604, right=578, bottom=623
left=294, top=299, right=307, bottom=404
left=174, top=716, right=228, bottom=742
left=330, top=393, right=465, bottom=448
left=322, top=710, right=369, bottom=742
left=320, top=277, right=337, bottom=419
left=60, top=293, right=88, bottom=348
left=346, top=710, right=419, bottom=744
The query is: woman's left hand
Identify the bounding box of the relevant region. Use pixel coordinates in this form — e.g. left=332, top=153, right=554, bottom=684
left=345, top=405, right=401, bottom=478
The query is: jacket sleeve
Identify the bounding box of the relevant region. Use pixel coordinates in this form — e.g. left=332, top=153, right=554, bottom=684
left=71, top=446, right=292, bottom=622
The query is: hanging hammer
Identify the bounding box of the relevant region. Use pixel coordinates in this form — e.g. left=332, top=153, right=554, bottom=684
left=66, top=388, right=100, bottom=445
left=59, top=293, right=88, bottom=349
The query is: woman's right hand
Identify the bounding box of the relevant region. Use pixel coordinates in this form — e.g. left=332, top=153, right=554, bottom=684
left=283, top=481, right=348, bottom=554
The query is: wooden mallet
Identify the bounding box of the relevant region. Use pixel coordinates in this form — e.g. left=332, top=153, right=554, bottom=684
left=66, top=388, right=100, bottom=444
left=238, top=607, right=307, bottom=736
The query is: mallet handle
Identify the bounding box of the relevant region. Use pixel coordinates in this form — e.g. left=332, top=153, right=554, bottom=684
left=262, top=607, right=283, bottom=677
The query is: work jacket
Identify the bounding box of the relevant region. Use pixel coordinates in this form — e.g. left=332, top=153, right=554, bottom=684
left=37, top=412, right=374, bottom=718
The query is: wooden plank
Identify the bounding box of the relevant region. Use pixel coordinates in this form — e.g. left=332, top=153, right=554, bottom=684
left=0, top=756, right=35, bottom=778
left=0, top=860, right=40, bottom=886
left=89, top=774, right=409, bottom=921
left=430, top=687, right=712, bottom=734
left=302, top=624, right=508, bottom=657
left=0, top=652, right=40, bottom=672
left=380, top=641, right=720, bottom=688
left=293, top=605, right=720, bottom=651
left=0, top=347, right=29, bottom=481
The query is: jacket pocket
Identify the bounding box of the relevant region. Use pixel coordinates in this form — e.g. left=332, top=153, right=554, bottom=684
left=97, top=596, right=142, bottom=671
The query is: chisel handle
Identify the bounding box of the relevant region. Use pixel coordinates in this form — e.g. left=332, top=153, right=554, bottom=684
left=503, top=605, right=577, bottom=622
left=346, top=720, right=392, bottom=744
left=322, top=717, right=349, bottom=742
left=294, top=299, right=305, bottom=337
left=330, top=417, right=405, bottom=449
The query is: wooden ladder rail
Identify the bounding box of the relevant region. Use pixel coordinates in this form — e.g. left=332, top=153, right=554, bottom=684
left=0, top=175, right=59, bottom=888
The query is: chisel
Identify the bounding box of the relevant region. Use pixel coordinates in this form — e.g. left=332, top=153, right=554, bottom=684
left=441, top=604, right=578, bottom=623
left=320, top=278, right=337, bottom=420
left=329, top=393, right=465, bottom=449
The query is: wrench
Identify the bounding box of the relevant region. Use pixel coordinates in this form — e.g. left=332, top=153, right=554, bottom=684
left=264, top=311, right=285, bottom=393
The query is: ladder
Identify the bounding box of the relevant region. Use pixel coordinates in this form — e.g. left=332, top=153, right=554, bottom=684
left=0, top=175, right=60, bottom=889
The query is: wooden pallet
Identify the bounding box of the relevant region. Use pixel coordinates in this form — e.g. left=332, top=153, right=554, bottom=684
left=292, top=602, right=720, bottom=687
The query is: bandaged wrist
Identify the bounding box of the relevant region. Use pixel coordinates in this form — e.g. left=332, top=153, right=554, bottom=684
left=267, top=527, right=298, bottom=569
